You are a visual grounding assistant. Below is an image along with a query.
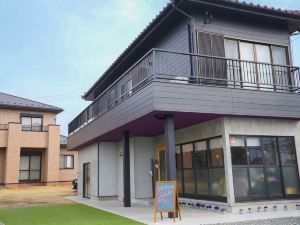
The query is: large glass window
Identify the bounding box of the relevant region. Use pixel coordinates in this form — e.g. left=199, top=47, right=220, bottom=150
left=224, top=39, right=289, bottom=91
left=19, top=154, right=41, bottom=182
left=210, top=138, right=224, bottom=167
left=230, top=136, right=300, bottom=202
left=247, top=137, right=263, bottom=165
left=231, top=136, right=247, bottom=165
left=177, top=137, right=226, bottom=202
left=21, top=116, right=43, bottom=131
left=182, top=144, right=195, bottom=195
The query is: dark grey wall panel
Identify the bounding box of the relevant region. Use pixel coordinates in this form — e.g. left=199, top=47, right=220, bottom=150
left=155, top=18, right=190, bottom=52
left=68, top=83, right=155, bottom=150
left=153, top=81, right=300, bottom=118
left=193, top=11, right=290, bottom=46
left=69, top=80, right=300, bottom=149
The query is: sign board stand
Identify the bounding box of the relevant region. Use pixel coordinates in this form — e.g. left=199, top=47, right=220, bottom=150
left=154, top=181, right=181, bottom=223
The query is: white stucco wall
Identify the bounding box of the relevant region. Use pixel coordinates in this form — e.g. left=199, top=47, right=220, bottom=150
left=134, top=137, right=155, bottom=199
left=78, top=143, right=98, bottom=198
left=99, top=142, right=118, bottom=197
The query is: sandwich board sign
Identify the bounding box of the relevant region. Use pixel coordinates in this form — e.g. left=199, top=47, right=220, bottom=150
left=154, top=181, right=181, bottom=222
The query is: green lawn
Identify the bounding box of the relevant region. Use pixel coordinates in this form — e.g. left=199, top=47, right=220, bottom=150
left=0, top=204, right=144, bottom=225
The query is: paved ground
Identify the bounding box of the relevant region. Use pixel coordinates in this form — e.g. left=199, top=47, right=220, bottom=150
left=68, top=196, right=300, bottom=225
left=209, top=217, right=300, bottom=225
left=0, top=185, right=76, bottom=208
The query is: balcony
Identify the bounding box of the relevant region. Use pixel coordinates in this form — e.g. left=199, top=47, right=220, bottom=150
left=68, top=49, right=300, bottom=135
left=21, top=125, right=48, bottom=132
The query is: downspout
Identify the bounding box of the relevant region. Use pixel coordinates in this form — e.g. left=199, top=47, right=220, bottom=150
left=97, top=141, right=100, bottom=197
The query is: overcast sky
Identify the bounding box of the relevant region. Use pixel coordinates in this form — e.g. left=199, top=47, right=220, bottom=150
left=0, top=0, right=299, bottom=135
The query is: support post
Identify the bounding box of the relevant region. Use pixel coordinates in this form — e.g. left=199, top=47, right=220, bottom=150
left=164, top=115, right=176, bottom=181
left=164, top=115, right=177, bottom=218
left=123, top=131, right=131, bottom=207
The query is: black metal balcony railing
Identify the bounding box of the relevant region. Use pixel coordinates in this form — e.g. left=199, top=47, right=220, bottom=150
left=0, top=124, right=8, bottom=130
left=22, top=125, right=48, bottom=132
left=68, top=49, right=300, bottom=135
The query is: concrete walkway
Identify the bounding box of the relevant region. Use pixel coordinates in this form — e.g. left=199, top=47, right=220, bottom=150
left=67, top=196, right=300, bottom=225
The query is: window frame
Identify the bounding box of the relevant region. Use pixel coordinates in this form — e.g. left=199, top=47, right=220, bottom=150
left=224, top=37, right=290, bottom=90
left=230, top=135, right=300, bottom=202
left=176, top=135, right=227, bottom=202
left=20, top=114, right=44, bottom=132
left=19, top=152, right=42, bottom=182
left=60, top=155, right=74, bottom=170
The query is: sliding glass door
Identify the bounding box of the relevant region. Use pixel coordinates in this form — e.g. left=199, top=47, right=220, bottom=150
left=19, top=154, right=41, bottom=182
left=239, top=42, right=257, bottom=89
left=255, top=44, right=273, bottom=90
left=272, top=46, right=289, bottom=91
left=224, top=38, right=289, bottom=91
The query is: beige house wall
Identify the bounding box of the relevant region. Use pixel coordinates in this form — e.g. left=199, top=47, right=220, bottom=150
left=0, top=148, right=5, bottom=184
left=0, top=108, right=56, bottom=125
left=0, top=107, right=75, bottom=186
left=59, top=146, right=78, bottom=182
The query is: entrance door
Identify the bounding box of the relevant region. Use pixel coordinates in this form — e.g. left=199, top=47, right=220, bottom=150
left=83, top=163, right=90, bottom=198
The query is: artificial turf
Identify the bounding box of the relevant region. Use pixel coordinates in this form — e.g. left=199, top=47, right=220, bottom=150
left=0, top=204, right=144, bottom=225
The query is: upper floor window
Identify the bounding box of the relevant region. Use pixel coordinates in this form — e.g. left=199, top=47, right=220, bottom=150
left=225, top=38, right=289, bottom=90
left=21, top=114, right=43, bottom=131
left=196, top=31, right=293, bottom=91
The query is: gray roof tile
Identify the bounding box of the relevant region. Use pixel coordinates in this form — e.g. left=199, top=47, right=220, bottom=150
left=0, top=92, right=63, bottom=113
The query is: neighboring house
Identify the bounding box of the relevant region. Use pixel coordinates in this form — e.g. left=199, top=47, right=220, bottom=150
left=68, top=0, right=300, bottom=212
left=59, top=135, right=78, bottom=182
left=0, top=92, right=77, bottom=187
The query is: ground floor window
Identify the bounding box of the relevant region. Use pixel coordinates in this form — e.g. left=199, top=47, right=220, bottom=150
left=176, top=136, right=227, bottom=202
left=230, top=136, right=300, bottom=202
left=60, top=155, right=74, bottom=169
left=19, top=153, right=41, bottom=182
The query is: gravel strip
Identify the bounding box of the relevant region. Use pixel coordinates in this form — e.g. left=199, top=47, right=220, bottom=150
left=203, top=217, right=300, bottom=225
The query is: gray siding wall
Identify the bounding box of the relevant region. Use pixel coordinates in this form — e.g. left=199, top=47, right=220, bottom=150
left=68, top=83, right=155, bottom=150
left=155, top=18, right=190, bottom=52
left=153, top=81, right=300, bottom=118
left=193, top=11, right=290, bottom=47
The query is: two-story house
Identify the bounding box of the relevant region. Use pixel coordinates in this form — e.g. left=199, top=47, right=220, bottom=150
left=68, top=0, right=300, bottom=212
left=0, top=92, right=77, bottom=186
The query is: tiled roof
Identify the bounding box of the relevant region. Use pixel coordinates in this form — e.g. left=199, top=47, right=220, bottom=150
left=83, top=0, right=300, bottom=100
left=60, top=135, right=68, bottom=145
left=0, top=92, right=63, bottom=113
left=224, top=0, right=300, bottom=15
left=288, top=10, right=300, bottom=15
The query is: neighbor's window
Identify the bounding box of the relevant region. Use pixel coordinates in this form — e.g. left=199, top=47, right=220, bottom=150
left=19, top=154, right=41, bottom=181
left=60, top=155, right=74, bottom=169
left=21, top=115, right=42, bottom=131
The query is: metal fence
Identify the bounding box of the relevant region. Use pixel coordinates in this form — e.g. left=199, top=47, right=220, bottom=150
left=69, top=49, right=300, bottom=135
left=68, top=50, right=154, bottom=135
left=154, top=49, right=300, bottom=92
left=22, top=125, right=48, bottom=132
